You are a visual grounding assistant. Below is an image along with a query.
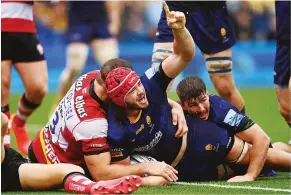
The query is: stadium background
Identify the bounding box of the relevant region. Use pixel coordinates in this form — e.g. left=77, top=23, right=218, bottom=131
left=5, top=1, right=290, bottom=194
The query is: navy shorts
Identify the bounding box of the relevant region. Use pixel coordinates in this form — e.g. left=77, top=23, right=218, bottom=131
left=67, top=20, right=112, bottom=44
left=177, top=117, right=234, bottom=181
left=155, top=6, right=236, bottom=54
left=1, top=32, right=45, bottom=63
left=274, top=44, right=290, bottom=88
left=1, top=146, right=28, bottom=191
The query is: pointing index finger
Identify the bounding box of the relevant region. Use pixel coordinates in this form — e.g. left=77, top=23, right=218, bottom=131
left=162, top=1, right=170, bottom=17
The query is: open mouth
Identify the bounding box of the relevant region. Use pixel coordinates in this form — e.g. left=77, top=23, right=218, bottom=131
left=137, top=95, right=146, bottom=104
left=199, top=112, right=208, bottom=120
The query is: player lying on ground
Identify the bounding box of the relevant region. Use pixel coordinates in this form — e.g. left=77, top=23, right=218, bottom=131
left=1, top=112, right=142, bottom=194
left=176, top=76, right=278, bottom=179
left=102, top=2, right=291, bottom=184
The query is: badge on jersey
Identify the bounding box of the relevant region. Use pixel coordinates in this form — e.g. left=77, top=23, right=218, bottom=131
left=223, top=109, right=243, bottom=127
left=145, top=67, right=159, bottom=79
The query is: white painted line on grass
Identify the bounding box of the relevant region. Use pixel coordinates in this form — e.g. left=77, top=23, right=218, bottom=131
left=174, top=182, right=291, bottom=193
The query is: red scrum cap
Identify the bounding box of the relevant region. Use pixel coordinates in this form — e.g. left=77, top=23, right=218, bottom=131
left=106, top=67, right=140, bottom=107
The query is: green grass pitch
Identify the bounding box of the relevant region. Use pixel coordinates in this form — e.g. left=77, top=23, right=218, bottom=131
left=3, top=88, right=291, bottom=194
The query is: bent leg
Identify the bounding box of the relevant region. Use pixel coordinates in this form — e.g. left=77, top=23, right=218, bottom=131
left=273, top=142, right=291, bottom=153
left=1, top=60, right=12, bottom=147
left=204, top=49, right=245, bottom=113
left=1, top=60, right=12, bottom=108
left=228, top=137, right=291, bottom=172
left=15, top=60, right=48, bottom=105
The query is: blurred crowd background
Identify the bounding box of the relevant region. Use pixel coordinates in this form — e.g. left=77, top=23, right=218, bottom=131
left=11, top=0, right=280, bottom=93
left=34, top=0, right=276, bottom=42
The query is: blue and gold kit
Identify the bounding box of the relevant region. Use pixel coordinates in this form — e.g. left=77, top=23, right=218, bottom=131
left=107, top=66, right=234, bottom=181
left=66, top=1, right=112, bottom=44
left=274, top=1, right=290, bottom=88
left=107, top=66, right=181, bottom=165
left=155, top=1, right=236, bottom=54
left=208, top=95, right=255, bottom=134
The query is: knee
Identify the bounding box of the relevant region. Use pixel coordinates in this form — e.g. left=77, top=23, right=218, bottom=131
left=278, top=103, right=290, bottom=120
left=214, top=77, right=236, bottom=97
left=60, top=164, right=85, bottom=176
left=26, top=82, right=48, bottom=101
left=1, top=76, right=10, bottom=91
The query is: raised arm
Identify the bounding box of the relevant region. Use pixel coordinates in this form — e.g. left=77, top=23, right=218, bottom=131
left=161, top=1, right=195, bottom=78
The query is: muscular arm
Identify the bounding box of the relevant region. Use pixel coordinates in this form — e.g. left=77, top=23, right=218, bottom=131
left=161, top=2, right=195, bottom=78
left=84, top=152, right=148, bottom=181
left=236, top=123, right=270, bottom=179
left=85, top=152, right=177, bottom=182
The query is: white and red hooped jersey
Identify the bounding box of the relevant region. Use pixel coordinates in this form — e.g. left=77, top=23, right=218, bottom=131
left=31, top=71, right=110, bottom=165
left=1, top=0, right=36, bottom=32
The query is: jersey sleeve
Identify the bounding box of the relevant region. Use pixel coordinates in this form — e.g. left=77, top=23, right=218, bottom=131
left=211, top=96, right=255, bottom=133
left=73, top=118, right=110, bottom=155
left=106, top=104, right=132, bottom=162
left=109, top=139, right=131, bottom=162
left=141, top=63, right=173, bottom=104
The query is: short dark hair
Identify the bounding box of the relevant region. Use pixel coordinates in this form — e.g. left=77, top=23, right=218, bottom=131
left=176, top=76, right=207, bottom=103
left=100, top=58, right=133, bottom=81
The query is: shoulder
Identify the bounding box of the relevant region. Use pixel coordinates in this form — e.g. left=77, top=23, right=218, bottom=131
left=209, top=94, right=237, bottom=111
left=73, top=118, right=108, bottom=141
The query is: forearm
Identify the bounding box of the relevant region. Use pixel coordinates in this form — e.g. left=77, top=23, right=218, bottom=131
left=92, top=163, right=149, bottom=181
left=172, top=28, right=195, bottom=62
left=246, top=137, right=269, bottom=179
left=168, top=98, right=180, bottom=109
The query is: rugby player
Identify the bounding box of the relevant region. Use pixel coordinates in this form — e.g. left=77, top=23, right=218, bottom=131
left=52, top=1, right=120, bottom=112
left=176, top=76, right=278, bottom=179
left=152, top=1, right=245, bottom=114
left=29, top=59, right=180, bottom=184
left=273, top=1, right=290, bottom=129
left=1, top=0, right=48, bottom=154
left=103, top=2, right=291, bottom=183
left=1, top=112, right=142, bottom=194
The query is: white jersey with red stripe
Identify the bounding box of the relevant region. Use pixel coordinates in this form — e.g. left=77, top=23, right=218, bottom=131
left=1, top=0, right=36, bottom=32
left=31, top=71, right=109, bottom=165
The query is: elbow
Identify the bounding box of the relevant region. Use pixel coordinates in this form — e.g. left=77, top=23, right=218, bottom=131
left=256, top=133, right=271, bottom=150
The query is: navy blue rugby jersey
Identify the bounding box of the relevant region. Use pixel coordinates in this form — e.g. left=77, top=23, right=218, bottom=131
left=107, top=66, right=182, bottom=164
left=166, top=1, right=226, bottom=12
left=208, top=95, right=255, bottom=133
left=275, top=1, right=290, bottom=44
left=67, top=1, right=108, bottom=25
